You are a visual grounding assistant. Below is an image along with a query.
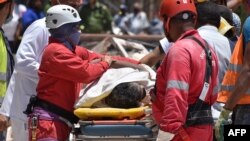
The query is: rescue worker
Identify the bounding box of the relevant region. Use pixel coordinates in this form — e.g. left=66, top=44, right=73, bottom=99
left=215, top=15, right=250, bottom=141
left=0, top=0, right=84, bottom=141
left=25, top=4, right=145, bottom=141
left=0, top=0, right=145, bottom=140
left=0, top=0, right=14, bottom=139
left=151, top=0, right=219, bottom=141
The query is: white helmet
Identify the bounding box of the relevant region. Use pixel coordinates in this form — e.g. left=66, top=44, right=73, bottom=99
left=46, top=5, right=81, bottom=29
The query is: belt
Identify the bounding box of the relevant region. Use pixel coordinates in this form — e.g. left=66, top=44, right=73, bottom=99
left=34, top=98, right=79, bottom=124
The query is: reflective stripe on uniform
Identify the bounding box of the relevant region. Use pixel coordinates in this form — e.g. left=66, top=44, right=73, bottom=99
left=221, top=85, right=250, bottom=95
left=167, top=80, right=189, bottom=92
left=227, top=63, right=242, bottom=72
left=0, top=72, right=6, bottom=81
left=0, top=30, right=8, bottom=97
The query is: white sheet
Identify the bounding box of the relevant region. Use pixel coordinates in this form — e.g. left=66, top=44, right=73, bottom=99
left=74, top=65, right=155, bottom=108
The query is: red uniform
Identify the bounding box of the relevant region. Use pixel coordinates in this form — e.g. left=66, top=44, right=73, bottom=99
left=29, top=38, right=139, bottom=141
left=152, top=30, right=218, bottom=141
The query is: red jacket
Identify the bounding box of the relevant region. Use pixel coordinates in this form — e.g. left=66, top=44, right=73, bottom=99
left=152, top=30, right=218, bottom=140
left=37, top=38, right=138, bottom=113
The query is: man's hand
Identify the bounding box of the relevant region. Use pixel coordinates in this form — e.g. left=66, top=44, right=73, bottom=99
left=136, top=64, right=147, bottom=71
left=0, top=114, right=9, bottom=131
left=215, top=107, right=232, bottom=141
left=102, top=55, right=113, bottom=66
left=90, top=58, right=101, bottom=63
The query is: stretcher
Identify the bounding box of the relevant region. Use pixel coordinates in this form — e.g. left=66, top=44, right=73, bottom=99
left=73, top=107, right=157, bottom=141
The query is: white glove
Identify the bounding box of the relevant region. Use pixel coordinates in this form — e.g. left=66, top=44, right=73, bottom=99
left=156, top=129, right=175, bottom=141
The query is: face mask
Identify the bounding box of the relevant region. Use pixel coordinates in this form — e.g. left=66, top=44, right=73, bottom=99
left=67, top=30, right=81, bottom=47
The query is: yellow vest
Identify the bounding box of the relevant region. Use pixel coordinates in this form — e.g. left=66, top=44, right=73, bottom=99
left=0, top=31, right=7, bottom=98
left=217, top=34, right=250, bottom=104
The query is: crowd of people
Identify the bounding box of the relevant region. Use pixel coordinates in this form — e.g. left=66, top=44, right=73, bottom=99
left=0, top=0, right=249, bottom=141
left=2, top=0, right=164, bottom=56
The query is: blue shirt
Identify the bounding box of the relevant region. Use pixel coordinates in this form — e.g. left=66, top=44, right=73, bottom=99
left=243, top=16, right=250, bottom=48
left=21, top=8, right=45, bottom=34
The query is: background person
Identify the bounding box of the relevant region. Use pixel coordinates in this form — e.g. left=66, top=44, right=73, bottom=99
left=215, top=15, right=250, bottom=141
left=120, top=2, right=150, bottom=35
left=2, top=2, right=26, bottom=54
left=0, top=0, right=15, bottom=140
left=79, top=0, right=112, bottom=33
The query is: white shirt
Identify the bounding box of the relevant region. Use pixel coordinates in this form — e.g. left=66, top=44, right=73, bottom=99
left=122, top=12, right=150, bottom=35
left=198, top=25, right=231, bottom=120
left=198, top=25, right=231, bottom=84
left=0, top=18, right=49, bottom=121
left=2, top=4, right=26, bottom=41
left=75, top=66, right=156, bottom=108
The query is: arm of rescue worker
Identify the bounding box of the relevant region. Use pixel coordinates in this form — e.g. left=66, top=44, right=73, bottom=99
left=15, top=19, right=49, bottom=82
left=47, top=46, right=111, bottom=84
left=139, top=46, right=164, bottom=67
left=140, top=37, right=172, bottom=67
left=76, top=47, right=144, bottom=70
left=76, top=47, right=140, bottom=65
left=224, top=20, right=250, bottom=110
left=0, top=74, right=15, bottom=131
left=160, top=45, right=191, bottom=134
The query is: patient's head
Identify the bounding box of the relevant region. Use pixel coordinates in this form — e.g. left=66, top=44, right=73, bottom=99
left=105, top=82, right=146, bottom=108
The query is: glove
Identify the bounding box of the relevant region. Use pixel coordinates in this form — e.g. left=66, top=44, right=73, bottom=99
left=215, top=107, right=232, bottom=141
left=156, top=129, right=175, bottom=141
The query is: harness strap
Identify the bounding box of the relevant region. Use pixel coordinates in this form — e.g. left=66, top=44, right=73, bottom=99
left=189, top=37, right=212, bottom=84
left=35, top=98, right=79, bottom=124
left=184, top=36, right=214, bottom=126
left=24, top=96, right=79, bottom=124
left=186, top=100, right=214, bottom=126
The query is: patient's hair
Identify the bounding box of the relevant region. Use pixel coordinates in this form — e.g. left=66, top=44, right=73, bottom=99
left=105, top=82, right=146, bottom=108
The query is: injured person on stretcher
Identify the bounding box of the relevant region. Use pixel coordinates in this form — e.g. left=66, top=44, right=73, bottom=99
left=74, top=65, right=155, bottom=120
